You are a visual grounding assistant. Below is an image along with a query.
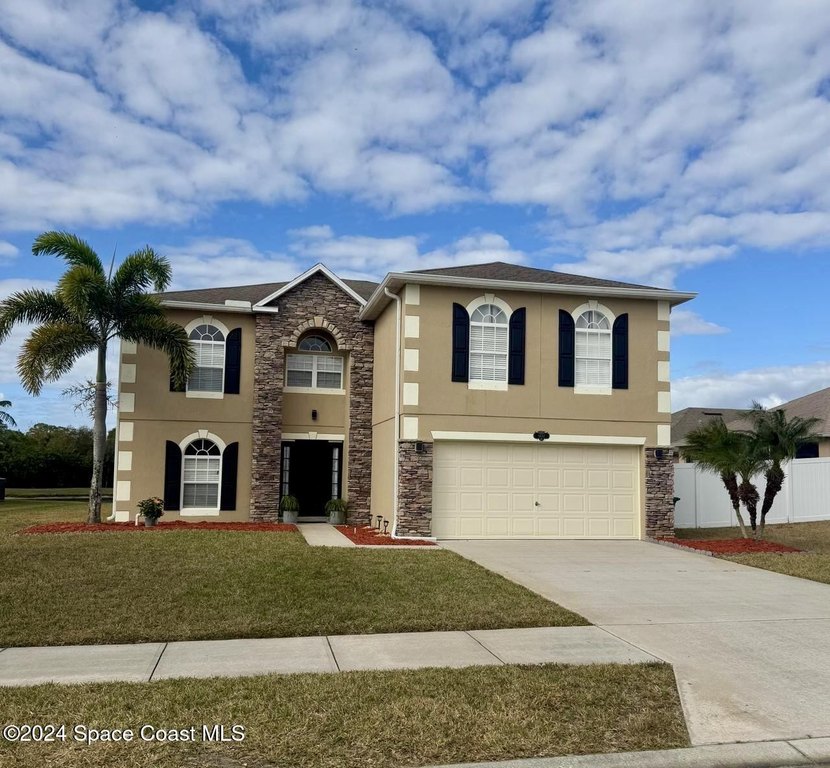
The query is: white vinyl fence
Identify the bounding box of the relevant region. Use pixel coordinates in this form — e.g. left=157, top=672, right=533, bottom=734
left=675, top=457, right=830, bottom=528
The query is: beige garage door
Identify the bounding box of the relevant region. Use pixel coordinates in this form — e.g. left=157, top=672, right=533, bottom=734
left=432, top=441, right=640, bottom=539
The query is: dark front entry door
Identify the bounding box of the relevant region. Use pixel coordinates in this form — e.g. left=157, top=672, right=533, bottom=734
left=284, top=440, right=341, bottom=517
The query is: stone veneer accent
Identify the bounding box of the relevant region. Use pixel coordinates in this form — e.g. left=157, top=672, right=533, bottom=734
left=250, top=271, right=374, bottom=523
left=645, top=447, right=675, bottom=537
left=396, top=440, right=433, bottom=537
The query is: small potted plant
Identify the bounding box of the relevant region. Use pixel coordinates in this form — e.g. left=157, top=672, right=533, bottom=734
left=137, top=496, right=164, bottom=527
left=279, top=494, right=300, bottom=524
left=325, top=498, right=348, bottom=525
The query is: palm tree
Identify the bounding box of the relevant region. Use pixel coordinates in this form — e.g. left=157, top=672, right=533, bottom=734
left=0, top=232, right=194, bottom=523
left=682, top=419, right=750, bottom=538
left=0, top=400, right=16, bottom=428
left=732, top=433, right=767, bottom=533
left=747, top=403, right=821, bottom=538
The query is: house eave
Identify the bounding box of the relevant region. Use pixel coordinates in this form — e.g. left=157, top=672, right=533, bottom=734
left=253, top=263, right=367, bottom=309
left=359, top=272, right=697, bottom=320
left=161, top=300, right=254, bottom=314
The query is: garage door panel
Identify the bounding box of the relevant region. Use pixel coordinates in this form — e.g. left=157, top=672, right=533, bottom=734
left=431, top=442, right=639, bottom=539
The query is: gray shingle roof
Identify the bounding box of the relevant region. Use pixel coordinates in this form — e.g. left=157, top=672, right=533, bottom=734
left=159, top=278, right=378, bottom=305
left=671, top=407, right=746, bottom=447
left=726, top=386, right=830, bottom=436
left=407, top=261, right=670, bottom=291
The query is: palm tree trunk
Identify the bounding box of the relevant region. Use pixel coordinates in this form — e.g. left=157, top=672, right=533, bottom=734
left=738, top=478, right=759, bottom=536
left=758, top=463, right=784, bottom=539
left=88, top=342, right=108, bottom=524
left=721, top=472, right=748, bottom=539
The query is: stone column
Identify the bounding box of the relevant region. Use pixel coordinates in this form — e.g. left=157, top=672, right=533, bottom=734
left=396, top=440, right=433, bottom=536
left=645, top=447, right=675, bottom=537
left=250, top=313, right=282, bottom=522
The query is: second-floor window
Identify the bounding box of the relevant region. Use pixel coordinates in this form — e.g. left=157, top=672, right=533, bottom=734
left=286, top=333, right=344, bottom=391
left=188, top=324, right=225, bottom=393
left=575, top=310, right=611, bottom=387
left=469, top=304, right=509, bottom=384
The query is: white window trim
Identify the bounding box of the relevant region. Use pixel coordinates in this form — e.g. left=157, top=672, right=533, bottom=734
left=179, top=431, right=225, bottom=515
left=465, top=295, right=512, bottom=389
left=572, top=300, right=615, bottom=395
left=184, top=316, right=230, bottom=399
left=285, top=352, right=345, bottom=392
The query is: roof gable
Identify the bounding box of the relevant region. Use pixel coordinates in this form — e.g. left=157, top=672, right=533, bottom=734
left=254, top=264, right=368, bottom=308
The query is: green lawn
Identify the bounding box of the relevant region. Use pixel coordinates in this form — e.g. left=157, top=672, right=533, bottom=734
left=0, top=500, right=585, bottom=647
left=675, top=520, right=830, bottom=585
left=6, top=487, right=112, bottom=499
left=0, top=663, right=688, bottom=768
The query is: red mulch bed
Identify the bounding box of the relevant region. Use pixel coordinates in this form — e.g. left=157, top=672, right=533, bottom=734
left=18, top=521, right=298, bottom=535
left=336, top=525, right=436, bottom=546
left=658, top=536, right=802, bottom=555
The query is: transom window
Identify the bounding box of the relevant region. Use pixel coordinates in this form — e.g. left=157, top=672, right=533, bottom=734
left=188, top=324, right=225, bottom=393
left=470, top=303, right=509, bottom=383
left=298, top=334, right=332, bottom=352
left=575, top=310, right=612, bottom=387
left=182, top=439, right=221, bottom=509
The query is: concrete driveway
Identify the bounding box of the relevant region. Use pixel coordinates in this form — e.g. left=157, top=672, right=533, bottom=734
left=441, top=540, right=830, bottom=746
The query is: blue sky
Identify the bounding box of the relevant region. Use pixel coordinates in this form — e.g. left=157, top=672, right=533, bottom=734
left=2, top=0, right=830, bottom=429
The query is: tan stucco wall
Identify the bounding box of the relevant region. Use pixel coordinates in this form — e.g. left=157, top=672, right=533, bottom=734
left=819, top=439, right=830, bottom=458
left=398, top=284, right=669, bottom=444
left=371, top=418, right=396, bottom=523
left=115, top=308, right=255, bottom=521
left=282, top=390, right=347, bottom=432
left=372, top=300, right=398, bottom=427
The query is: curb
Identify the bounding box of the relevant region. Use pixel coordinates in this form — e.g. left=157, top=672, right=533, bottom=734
left=426, top=738, right=830, bottom=768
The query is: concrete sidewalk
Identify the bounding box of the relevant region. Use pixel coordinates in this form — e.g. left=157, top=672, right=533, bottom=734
left=296, top=522, right=355, bottom=546
left=428, top=738, right=830, bottom=768
left=0, top=626, right=657, bottom=686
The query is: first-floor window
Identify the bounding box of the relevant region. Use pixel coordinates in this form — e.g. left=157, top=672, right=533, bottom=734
left=183, top=439, right=221, bottom=509
left=286, top=353, right=344, bottom=389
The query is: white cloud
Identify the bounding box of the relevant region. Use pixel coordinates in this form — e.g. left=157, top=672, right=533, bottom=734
left=0, top=241, right=18, bottom=260
left=671, top=309, right=728, bottom=337
left=164, top=228, right=526, bottom=288
left=1, top=1, right=830, bottom=287
left=673, top=362, right=830, bottom=411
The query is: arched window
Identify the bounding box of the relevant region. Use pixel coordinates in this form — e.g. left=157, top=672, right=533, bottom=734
left=188, top=324, right=225, bottom=393
left=575, top=310, right=612, bottom=387
left=469, top=303, right=509, bottom=383
left=182, top=438, right=222, bottom=509
left=286, top=332, right=344, bottom=391
left=298, top=334, right=332, bottom=352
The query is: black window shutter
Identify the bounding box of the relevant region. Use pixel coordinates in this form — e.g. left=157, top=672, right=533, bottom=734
left=451, top=303, right=469, bottom=382
left=220, top=442, right=239, bottom=511
left=558, top=310, right=575, bottom=387
left=508, top=308, right=526, bottom=385
left=163, top=441, right=182, bottom=511
left=224, top=328, right=242, bottom=394
left=612, top=313, right=629, bottom=390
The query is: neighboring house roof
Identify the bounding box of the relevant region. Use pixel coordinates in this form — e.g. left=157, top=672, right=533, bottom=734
left=725, top=386, right=830, bottom=437
left=360, top=261, right=696, bottom=320
left=671, top=407, right=745, bottom=448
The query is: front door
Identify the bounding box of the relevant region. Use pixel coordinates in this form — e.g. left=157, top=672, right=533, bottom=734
left=282, top=440, right=342, bottom=517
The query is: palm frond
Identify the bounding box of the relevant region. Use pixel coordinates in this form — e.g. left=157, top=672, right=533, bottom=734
left=17, top=323, right=98, bottom=395
left=110, top=247, right=172, bottom=298
left=746, top=405, right=822, bottom=463
left=123, top=316, right=194, bottom=388
left=0, top=401, right=16, bottom=428
left=32, top=231, right=105, bottom=276
left=110, top=293, right=167, bottom=333
left=0, top=290, right=72, bottom=342
left=56, top=264, right=109, bottom=321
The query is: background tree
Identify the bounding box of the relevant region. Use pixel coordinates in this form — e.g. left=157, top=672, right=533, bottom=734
left=0, top=400, right=15, bottom=428
left=0, top=232, right=193, bottom=523
left=748, top=404, right=821, bottom=538
left=682, top=419, right=750, bottom=538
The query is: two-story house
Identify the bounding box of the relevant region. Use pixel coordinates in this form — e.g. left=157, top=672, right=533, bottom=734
left=113, top=262, right=694, bottom=539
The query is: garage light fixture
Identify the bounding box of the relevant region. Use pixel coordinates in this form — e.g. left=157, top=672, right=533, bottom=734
left=533, top=431, right=550, bottom=442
